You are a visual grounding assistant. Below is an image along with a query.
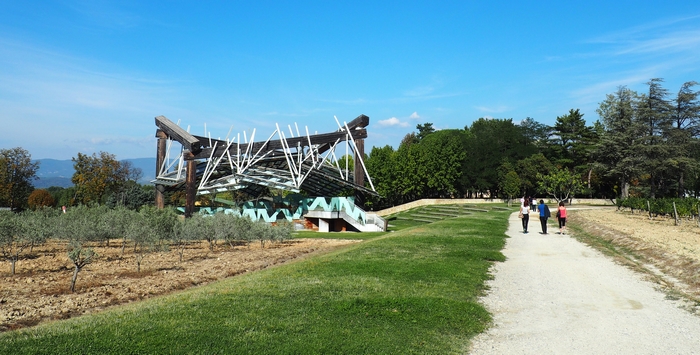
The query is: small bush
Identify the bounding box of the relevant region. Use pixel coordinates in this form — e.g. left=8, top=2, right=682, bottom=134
left=618, top=197, right=700, bottom=218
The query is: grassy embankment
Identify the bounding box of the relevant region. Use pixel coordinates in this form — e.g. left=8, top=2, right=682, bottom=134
left=0, top=206, right=511, bottom=354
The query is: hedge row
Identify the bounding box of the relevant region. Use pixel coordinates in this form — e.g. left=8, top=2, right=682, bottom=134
left=616, top=197, right=700, bottom=218
left=0, top=205, right=293, bottom=277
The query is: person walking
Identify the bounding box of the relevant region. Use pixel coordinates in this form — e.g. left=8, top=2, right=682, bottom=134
left=557, top=201, right=567, bottom=234
left=537, top=199, right=550, bottom=234
left=520, top=199, right=530, bottom=233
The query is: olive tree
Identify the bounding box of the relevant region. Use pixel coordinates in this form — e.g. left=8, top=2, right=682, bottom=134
left=212, top=213, right=239, bottom=249
left=140, top=206, right=177, bottom=246
left=272, top=221, right=293, bottom=243
left=66, top=241, right=98, bottom=292
left=0, top=211, right=22, bottom=274
left=59, top=206, right=99, bottom=292
left=233, top=216, right=256, bottom=247
left=84, top=205, right=115, bottom=246
left=124, top=215, right=153, bottom=272
left=20, top=207, right=57, bottom=252
left=172, top=219, right=196, bottom=262
left=127, top=206, right=176, bottom=272
left=98, top=206, right=137, bottom=252
left=226, top=215, right=246, bottom=248
left=0, top=209, right=54, bottom=275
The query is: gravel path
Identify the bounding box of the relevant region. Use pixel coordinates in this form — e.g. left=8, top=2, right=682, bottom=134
left=468, top=211, right=700, bottom=354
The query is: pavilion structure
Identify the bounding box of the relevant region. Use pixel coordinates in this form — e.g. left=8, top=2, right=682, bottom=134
left=152, top=115, right=385, bottom=232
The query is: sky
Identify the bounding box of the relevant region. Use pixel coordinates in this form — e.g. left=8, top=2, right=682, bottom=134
left=2, top=1, right=700, bottom=160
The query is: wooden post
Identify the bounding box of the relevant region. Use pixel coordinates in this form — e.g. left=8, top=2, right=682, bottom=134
left=647, top=200, right=652, bottom=220
left=353, top=138, right=365, bottom=208
left=185, top=155, right=197, bottom=218
left=673, top=202, right=679, bottom=226
left=353, top=138, right=365, bottom=187
left=155, top=130, right=167, bottom=209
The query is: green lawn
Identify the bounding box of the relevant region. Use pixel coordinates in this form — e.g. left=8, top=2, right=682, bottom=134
left=0, top=208, right=511, bottom=354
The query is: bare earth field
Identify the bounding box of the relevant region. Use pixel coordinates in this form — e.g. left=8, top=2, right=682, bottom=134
left=570, top=207, right=700, bottom=305
left=0, top=238, right=360, bottom=332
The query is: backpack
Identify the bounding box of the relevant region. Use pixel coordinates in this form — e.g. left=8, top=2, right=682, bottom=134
left=544, top=205, right=551, bottom=218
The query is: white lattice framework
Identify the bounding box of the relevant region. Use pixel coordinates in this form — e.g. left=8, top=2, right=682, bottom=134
left=153, top=115, right=376, bottom=197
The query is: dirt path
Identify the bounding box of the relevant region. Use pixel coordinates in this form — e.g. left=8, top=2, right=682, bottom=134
left=469, top=209, right=700, bottom=354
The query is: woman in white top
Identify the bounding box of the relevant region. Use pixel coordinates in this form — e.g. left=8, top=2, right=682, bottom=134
left=520, top=198, right=530, bottom=233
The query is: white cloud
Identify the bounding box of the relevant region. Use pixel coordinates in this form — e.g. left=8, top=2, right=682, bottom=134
left=570, top=72, right=655, bottom=105
left=378, top=117, right=410, bottom=127
left=403, top=85, right=435, bottom=97
left=634, top=32, right=699, bottom=55
left=475, top=105, right=509, bottom=113
left=582, top=16, right=700, bottom=62
left=409, top=112, right=420, bottom=120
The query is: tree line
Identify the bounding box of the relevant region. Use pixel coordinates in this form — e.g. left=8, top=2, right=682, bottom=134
left=364, top=78, right=700, bottom=209
left=0, top=149, right=155, bottom=212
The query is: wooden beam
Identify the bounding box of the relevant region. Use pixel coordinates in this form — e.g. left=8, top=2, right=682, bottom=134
left=316, top=115, right=369, bottom=154
left=346, top=114, right=369, bottom=129
left=155, top=116, right=202, bottom=154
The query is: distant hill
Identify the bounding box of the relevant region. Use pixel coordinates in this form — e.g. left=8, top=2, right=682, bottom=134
left=124, top=158, right=157, bottom=183
left=35, top=159, right=75, bottom=179
left=34, top=177, right=73, bottom=189
left=33, top=158, right=157, bottom=189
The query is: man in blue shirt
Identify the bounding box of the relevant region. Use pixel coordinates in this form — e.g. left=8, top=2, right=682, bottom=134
left=538, top=199, right=550, bottom=234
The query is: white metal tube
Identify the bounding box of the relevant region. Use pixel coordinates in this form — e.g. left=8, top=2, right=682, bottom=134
left=277, top=126, right=299, bottom=180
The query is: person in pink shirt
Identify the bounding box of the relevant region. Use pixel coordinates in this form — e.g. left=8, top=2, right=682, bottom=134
left=557, top=201, right=567, bottom=234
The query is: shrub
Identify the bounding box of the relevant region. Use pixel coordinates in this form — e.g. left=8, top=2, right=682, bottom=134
left=27, top=189, right=55, bottom=209
left=618, top=197, right=700, bottom=219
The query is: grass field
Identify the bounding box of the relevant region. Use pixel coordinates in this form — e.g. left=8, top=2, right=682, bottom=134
left=0, top=206, right=511, bottom=354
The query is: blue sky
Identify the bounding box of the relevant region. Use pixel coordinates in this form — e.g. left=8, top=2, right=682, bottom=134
left=2, top=1, right=700, bottom=160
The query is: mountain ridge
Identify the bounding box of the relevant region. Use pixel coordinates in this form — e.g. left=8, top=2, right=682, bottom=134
left=33, top=158, right=157, bottom=188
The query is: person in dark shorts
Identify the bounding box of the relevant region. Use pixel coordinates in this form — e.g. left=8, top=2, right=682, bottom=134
left=520, top=198, right=530, bottom=233
left=557, top=201, right=567, bottom=234
left=537, top=199, right=550, bottom=234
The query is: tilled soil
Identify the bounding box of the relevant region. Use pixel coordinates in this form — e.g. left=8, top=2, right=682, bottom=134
left=0, top=238, right=360, bottom=332
left=569, top=207, right=700, bottom=301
